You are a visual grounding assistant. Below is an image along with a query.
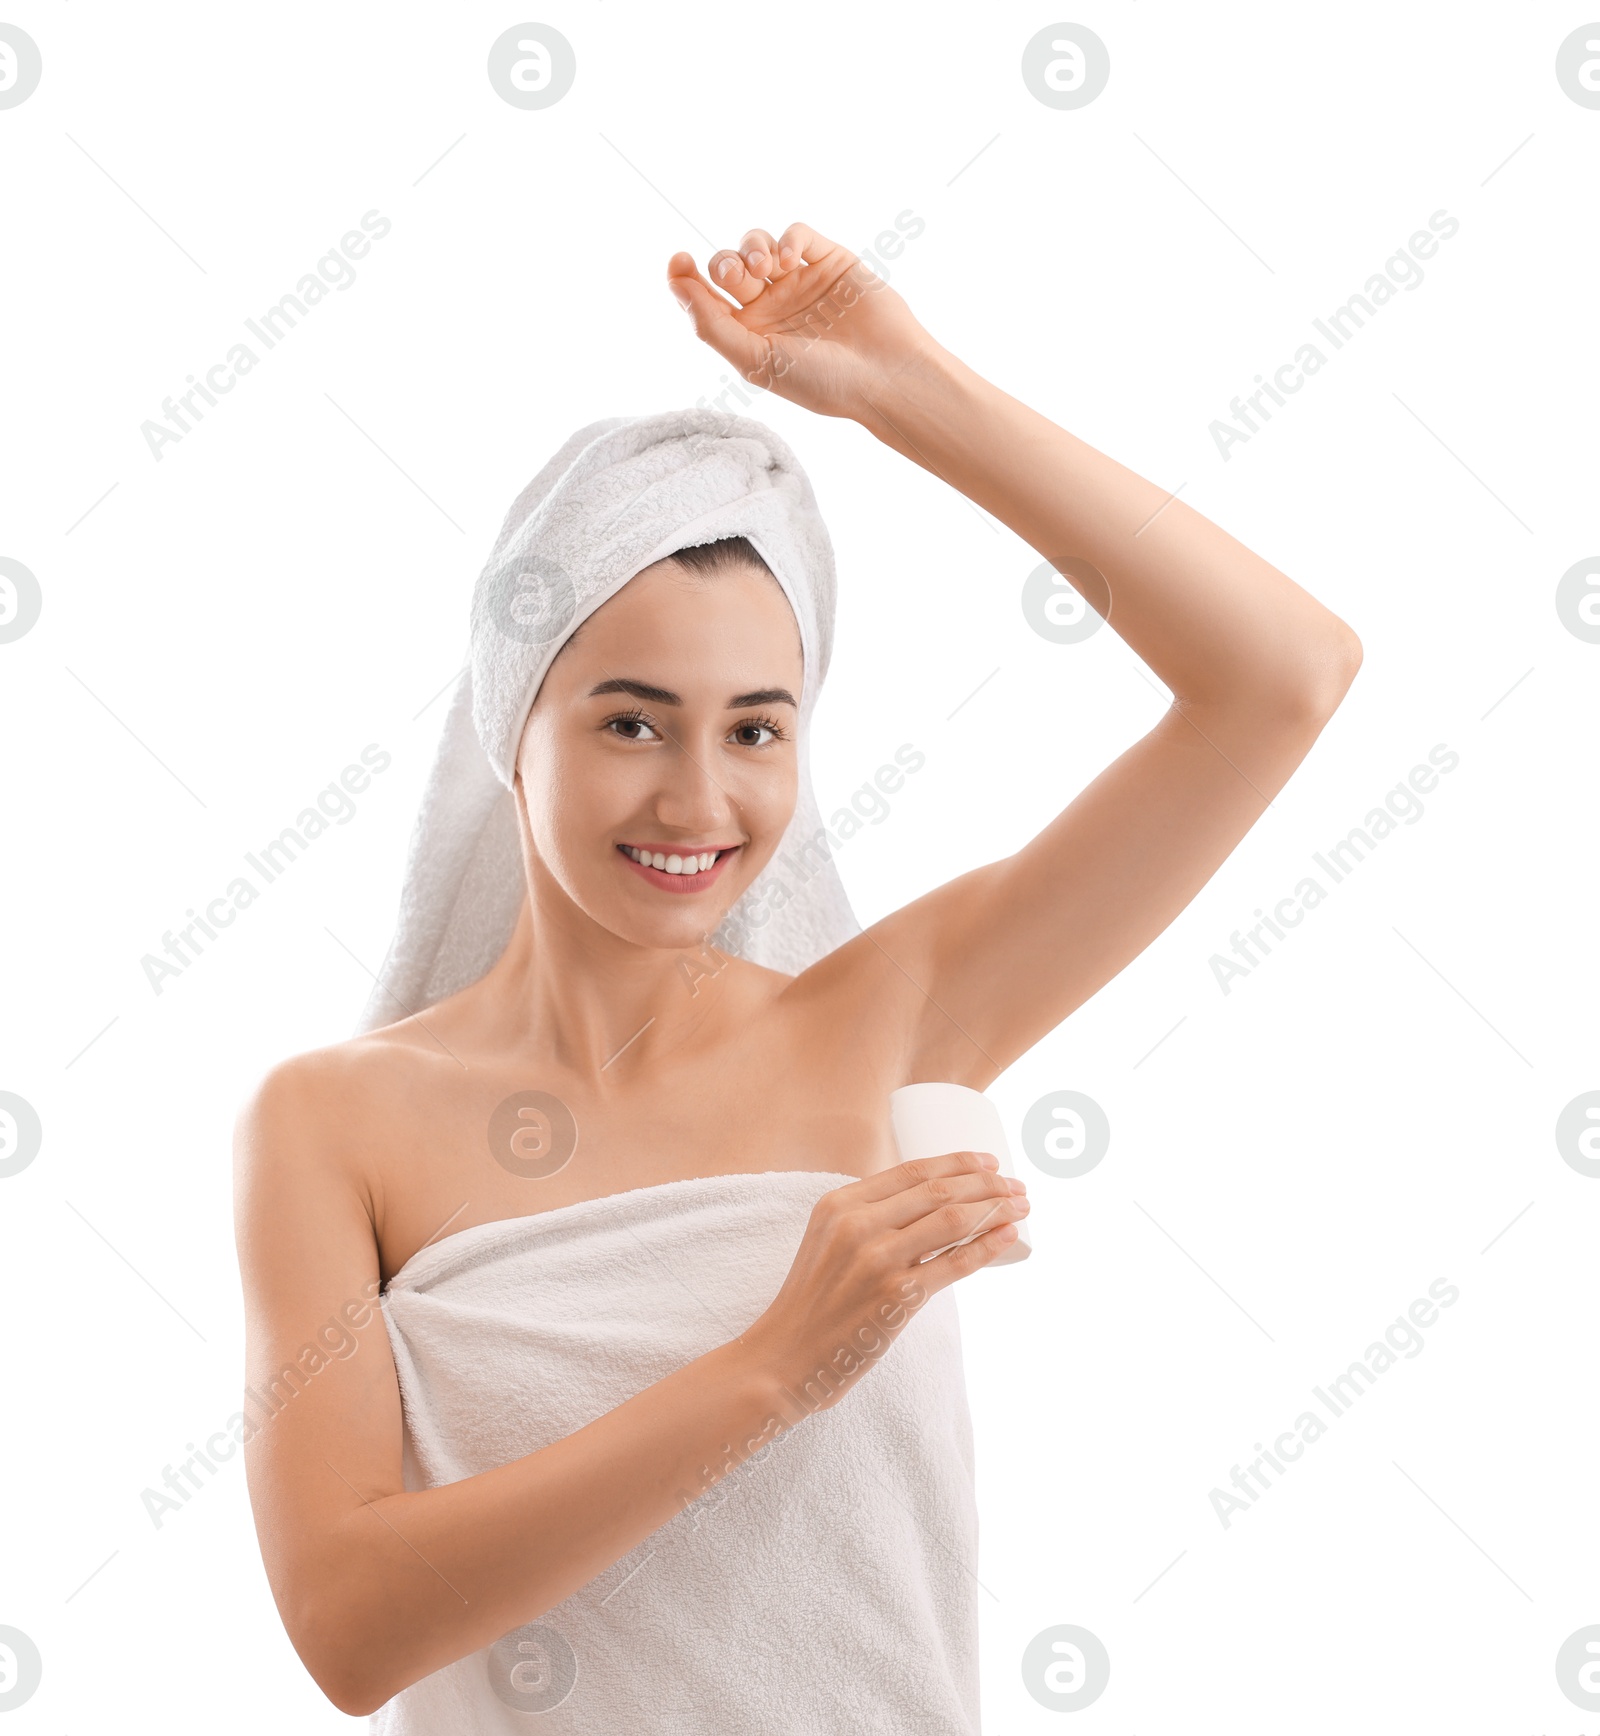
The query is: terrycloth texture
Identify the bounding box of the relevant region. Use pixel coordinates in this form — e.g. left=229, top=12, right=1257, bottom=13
left=372, top=1171, right=982, bottom=1734
left=356, top=409, right=862, bottom=1034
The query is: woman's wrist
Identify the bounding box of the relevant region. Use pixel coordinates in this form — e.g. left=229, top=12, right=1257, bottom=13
left=852, top=340, right=983, bottom=461
left=722, top=1318, right=802, bottom=1414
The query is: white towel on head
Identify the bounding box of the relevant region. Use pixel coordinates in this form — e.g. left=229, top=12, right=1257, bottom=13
left=371, top=1170, right=982, bottom=1733
left=356, top=409, right=862, bottom=1035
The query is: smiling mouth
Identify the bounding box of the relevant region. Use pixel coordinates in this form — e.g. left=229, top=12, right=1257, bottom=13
left=615, top=842, right=739, bottom=892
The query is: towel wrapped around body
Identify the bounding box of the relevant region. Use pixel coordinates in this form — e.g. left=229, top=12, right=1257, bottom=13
left=371, top=1168, right=981, bottom=1734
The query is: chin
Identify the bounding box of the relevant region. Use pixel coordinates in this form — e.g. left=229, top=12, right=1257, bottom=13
left=609, top=902, right=736, bottom=955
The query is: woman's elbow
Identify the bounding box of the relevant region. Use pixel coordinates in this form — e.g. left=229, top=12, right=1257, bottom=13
left=1315, top=622, right=1364, bottom=715
left=331, top=1683, right=391, bottom=1721
left=283, top=1579, right=398, bottom=1718
left=1279, top=620, right=1363, bottom=723
left=305, top=1639, right=393, bottom=1721
left=316, top=1676, right=381, bottom=1721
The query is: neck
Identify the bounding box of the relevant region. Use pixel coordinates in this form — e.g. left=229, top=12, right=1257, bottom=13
left=473, top=879, right=740, bottom=1083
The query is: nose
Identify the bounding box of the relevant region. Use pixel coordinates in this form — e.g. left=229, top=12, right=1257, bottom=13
left=651, top=733, right=737, bottom=836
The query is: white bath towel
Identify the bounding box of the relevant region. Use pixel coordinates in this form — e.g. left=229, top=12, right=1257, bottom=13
left=372, top=1170, right=982, bottom=1733
left=355, top=409, right=862, bottom=1035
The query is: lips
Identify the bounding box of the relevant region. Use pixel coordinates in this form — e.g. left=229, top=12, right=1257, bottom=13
left=615, top=842, right=739, bottom=894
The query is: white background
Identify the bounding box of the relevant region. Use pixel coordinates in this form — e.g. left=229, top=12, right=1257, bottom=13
left=2, top=2, right=1597, bottom=1729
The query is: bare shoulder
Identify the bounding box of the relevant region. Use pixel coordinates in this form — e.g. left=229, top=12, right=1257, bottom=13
left=236, top=1029, right=384, bottom=1158
left=231, top=1018, right=444, bottom=1238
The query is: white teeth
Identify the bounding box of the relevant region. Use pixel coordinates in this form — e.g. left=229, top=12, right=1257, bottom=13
left=626, top=846, right=721, bottom=875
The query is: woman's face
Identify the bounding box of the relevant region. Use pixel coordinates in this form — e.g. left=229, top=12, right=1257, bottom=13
left=514, top=558, right=804, bottom=953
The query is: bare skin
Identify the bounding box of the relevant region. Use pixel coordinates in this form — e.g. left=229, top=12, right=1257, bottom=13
left=235, top=220, right=1362, bottom=1715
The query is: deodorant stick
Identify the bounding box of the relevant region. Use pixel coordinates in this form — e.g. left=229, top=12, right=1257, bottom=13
left=889, top=1082, right=1032, bottom=1267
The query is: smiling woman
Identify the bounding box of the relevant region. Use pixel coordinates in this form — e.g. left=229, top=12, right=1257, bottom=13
left=233, top=218, right=1359, bottom=1729
left=513, top=538, right=804, bottom=934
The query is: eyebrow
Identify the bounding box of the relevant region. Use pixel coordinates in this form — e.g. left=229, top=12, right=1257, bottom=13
left=587, top=677, right=797, bottom=709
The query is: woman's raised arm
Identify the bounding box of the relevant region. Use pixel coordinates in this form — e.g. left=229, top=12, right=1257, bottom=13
left=670, top=221, right=1361, bottom=1083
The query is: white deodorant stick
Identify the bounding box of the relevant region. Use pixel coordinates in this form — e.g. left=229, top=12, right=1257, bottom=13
left=889, top=1082, right=1032, bottom=1267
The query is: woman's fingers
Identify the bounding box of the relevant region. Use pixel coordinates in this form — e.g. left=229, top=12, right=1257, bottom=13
left=705, top=247, right=758, bottom=299
left=666, top=248, right=730, bottom=307
left=706, top=233, right=779, bottom=305
left=673, top=222, right=855, bottom=319
left=738, top=227, right=781, bottom=277
left=707, top=224, right=829, bottom=301
left=835, top=1150, right=1029, bottom=1262
left=734, top=222, right=854, bottom=286
left=843, top=1150, right=1000, bottom=1207
left=887, top=1166, right=1024, bottom=1236
left=922, top=1220, right=1022, bottom=1288
left=891, top=1180, right=1029, bottom=1265
left=831, top=1152, right=1026, bottom=1244
left=772, top=220, right=841, bottom=274
left=665, top=250, right=768, bottom=372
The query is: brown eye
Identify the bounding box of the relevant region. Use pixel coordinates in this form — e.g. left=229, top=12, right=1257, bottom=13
left=730, top=713, right=788, bottom=748
left=603, top=708, right=662, bottom=742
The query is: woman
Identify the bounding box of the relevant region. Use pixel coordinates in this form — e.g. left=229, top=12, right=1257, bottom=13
left=234, top=220, right=1361, bottom=1728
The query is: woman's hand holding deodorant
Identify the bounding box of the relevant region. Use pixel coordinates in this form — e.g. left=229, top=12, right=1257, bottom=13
left=889, top=1082, right=1033, bottom=1265
left=740, top=1090, right=1030, bottom=1411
